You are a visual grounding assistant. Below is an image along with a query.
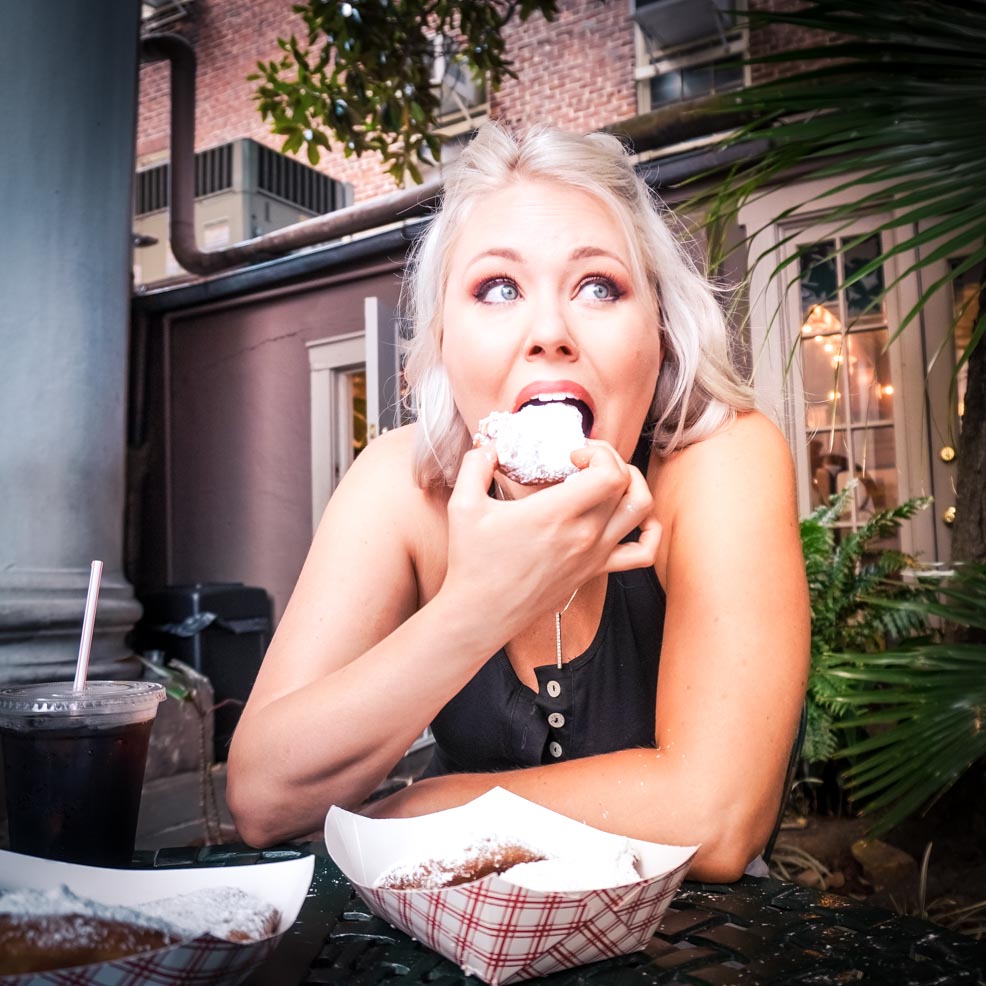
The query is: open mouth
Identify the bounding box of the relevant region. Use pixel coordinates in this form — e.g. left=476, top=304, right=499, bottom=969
left=518, top=394, right=594, bottom=438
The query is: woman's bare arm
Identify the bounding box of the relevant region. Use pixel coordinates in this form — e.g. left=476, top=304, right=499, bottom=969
left=227, top=426, right=658, bottom=846
left=227, top=428, right=474, bottom=844
left=363, top=413, right=810, bottom=882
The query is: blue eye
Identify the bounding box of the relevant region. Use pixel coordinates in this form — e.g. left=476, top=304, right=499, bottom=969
left=476, top=278, right=520, bottom=303
left=576, top=277, right=621, bottom=302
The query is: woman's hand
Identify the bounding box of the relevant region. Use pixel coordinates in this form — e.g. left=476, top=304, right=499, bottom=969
left=440, top=442, right=660, bottom=640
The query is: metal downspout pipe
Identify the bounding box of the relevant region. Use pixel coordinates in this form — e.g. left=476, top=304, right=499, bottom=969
left=139, top=34, right=443, bottom=277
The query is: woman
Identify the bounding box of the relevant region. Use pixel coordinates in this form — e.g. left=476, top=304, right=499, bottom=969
left=227, top=124, right=809, bottom=881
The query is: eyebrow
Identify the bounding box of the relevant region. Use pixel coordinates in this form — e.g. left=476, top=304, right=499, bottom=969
left=468, top=247, right=523, bottom=266
left=570, top=246, right=624, bottom=264
left=465, top=246, right=627, bottom=268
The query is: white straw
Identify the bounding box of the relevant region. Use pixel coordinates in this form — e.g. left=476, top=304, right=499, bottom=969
left=73, top=560, right=104, bottom=692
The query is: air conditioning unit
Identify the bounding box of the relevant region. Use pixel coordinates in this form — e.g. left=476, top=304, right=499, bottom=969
left=631, top=0, right=735, bottom=49
left=132, top=138, right=353, bottom=285
left=141, top=0, right=194, bottom=33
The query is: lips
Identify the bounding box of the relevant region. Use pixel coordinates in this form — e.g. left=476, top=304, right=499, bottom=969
left=512, top=381, right=595, bottom=438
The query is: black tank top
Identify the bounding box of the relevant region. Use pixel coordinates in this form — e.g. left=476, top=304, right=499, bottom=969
left=425, top=436, right=664, bottom=776
left=425, top=559, right=665, bottom=776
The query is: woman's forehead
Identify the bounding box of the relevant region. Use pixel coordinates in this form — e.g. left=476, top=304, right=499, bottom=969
left=447, top=180, right=642, bottom=279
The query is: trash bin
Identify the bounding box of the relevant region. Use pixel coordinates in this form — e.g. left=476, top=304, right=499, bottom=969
left=135, top=583, right=272, bottom=762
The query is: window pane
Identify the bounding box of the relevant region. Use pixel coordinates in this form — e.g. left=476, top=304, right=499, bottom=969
left=651, top=54, right=742, bottom=107
left=799, top=232, right=897, bottom=541
left=844, top=234, right=885, bottom=320
left=800, top=302, right=842, bottom=339
left=803, top=333, right=846, bottom=430
left=682, top=63, right=714, bottom=100
left=808, top=426, right=897, bottom=522
left=799, top=241, right=838, bottom=317
left=845, top=329, right=894, bottom=425
left=808, top=429, right=851, bottom=510
left=650, top=71, right=684, bottom=107
left=855, top=425, right=898, bottom=513
left=713, top=59, right=744, bottom=91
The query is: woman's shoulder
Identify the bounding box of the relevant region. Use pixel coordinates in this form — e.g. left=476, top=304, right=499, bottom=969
left=350, top=421, right=416, bottom=471
left=653, top=410, right=792, bottom=487
left=648, top=412, right=800, bottom=582
left=329, top=423, right=451, bottom=518
left=317, top=423, right=451, bottom=583
left=648, top=410, right=796, bottom=530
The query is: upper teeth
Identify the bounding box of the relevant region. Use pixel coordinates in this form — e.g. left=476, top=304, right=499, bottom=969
left=533, top=392, right=578, bottom=403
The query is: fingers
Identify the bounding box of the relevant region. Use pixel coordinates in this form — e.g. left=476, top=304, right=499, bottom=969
left=569, top=440, right=631, bottom=482
left=600, top=460, right=661, bottom=570
left=450, top=437, right=659, bottom=586
left=606, top=516, right=662, bottom=573
left=559, top=440, right=633, bottom=514
left=449, top=445, right=498, bottom=511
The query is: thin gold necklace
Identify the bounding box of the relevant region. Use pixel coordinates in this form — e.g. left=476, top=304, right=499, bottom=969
left=494, top=480, right=581, bottom=670
left=554, top=586, right=581, bottom=670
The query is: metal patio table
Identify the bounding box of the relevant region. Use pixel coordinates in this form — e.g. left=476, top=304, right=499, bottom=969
left=133, top=842, right=986, bottom=986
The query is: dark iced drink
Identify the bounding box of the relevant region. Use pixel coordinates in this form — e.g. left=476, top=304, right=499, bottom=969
left=0, top=680, right=165, bottom=867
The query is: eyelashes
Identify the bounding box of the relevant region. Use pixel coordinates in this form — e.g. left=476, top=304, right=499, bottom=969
left=575, top=275, right=624, bottom=302
left=473, top=275, right=519, bottom=304
left=472, top=273, right=626, bottom=305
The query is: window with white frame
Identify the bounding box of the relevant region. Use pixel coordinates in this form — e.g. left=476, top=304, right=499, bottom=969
left=430, top=35, right=489, bottom=136
left=633, top=0, right=746, bottom=114
left=797, top=234, right=900, bottom=544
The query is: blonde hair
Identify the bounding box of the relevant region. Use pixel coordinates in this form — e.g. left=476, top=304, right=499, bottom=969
left=403, top=122, right=754, bottom=487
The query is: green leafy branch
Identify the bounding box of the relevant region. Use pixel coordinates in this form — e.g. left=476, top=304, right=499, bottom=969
left=800, top=494, right=986, bottom=833
left=250, top=0, right=559, bottom=185
left=697, top=0, right=986, bottom=380
left=800, top=485, right=933, bottom=762
left=828, top=563, right=986, bottom=834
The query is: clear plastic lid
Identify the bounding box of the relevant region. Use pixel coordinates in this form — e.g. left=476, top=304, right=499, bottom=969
left=0, top=680, right=166, bottom=731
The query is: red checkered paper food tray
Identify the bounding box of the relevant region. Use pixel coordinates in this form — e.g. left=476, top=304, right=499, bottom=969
left=0, top=848, right=314, bottom=986
left=324, top=787, right=698, bottom=985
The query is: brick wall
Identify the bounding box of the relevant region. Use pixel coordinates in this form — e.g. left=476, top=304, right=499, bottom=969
left=492, top=0, right=636, bottom=133
left=137, top=0, right=398, bottom=201
left=138, top=0, right=640, bottom=203
left=137, top=0, right=830, bottom=204
left=748, top=0, right=837, bottom=85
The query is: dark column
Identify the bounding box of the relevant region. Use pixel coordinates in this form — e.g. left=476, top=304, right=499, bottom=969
left=0, top=1, right=143, bottom=682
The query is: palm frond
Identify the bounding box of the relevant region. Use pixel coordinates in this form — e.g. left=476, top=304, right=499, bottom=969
left=865, top=564, right=986, bottom=630
left=694, top=0, right=986, bottom=369
left=694, top=0, right=986, bottom=833
left=822, top=563, right=986, bottom=833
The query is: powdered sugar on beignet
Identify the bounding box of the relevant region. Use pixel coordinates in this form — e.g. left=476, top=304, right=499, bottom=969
left=137, top=887, right=280, bottom=943
left=476, top=403, right=587, bottom=485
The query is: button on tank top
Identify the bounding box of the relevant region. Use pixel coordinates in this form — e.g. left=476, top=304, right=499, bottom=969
left=425, top=559, right=665, bottom=776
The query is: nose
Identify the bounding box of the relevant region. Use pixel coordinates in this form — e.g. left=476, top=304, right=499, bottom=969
left=524, top=301, right=578, bottom=362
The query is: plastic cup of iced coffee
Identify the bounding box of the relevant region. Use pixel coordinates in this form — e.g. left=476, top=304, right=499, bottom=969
left=0, top=680, right=165, bottom=867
